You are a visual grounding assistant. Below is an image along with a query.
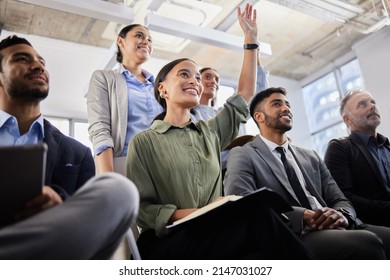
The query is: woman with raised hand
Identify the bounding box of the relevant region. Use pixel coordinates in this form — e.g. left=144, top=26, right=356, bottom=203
left=126, top=4, right=311, bottom=260
left=87, top=24, right=162, bottom=173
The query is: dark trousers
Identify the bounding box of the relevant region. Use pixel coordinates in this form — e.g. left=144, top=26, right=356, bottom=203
left=137, top=208, right=312, bottom=260
left=301, top=223, right=390, bottom=259
left=359, top=223, right=390, bottom=259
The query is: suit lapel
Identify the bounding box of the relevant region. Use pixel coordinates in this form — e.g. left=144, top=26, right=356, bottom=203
left=114, top=69, right=128, bottom=154
left=350, top=133, right=385, bottom=187
left=288, top=145, right=327, bottom=207
left=43, top=120, right=59, bottom=184
left=252, top=136, right=299, bottom=202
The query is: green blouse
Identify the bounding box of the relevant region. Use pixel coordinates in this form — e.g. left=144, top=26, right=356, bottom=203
left=126, top=94, right=249, bottom=237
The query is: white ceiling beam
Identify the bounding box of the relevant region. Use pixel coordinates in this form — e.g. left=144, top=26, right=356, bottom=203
left=147, top=0, right=165, bottom=11
left=215, top=0, right=247, bottom=32
left=145, top=13, right=272, bottom=56
left=16, top=0, right=134, bottom=25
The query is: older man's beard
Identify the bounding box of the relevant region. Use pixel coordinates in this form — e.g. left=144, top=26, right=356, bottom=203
left=350, top=113, right=381, bottom=131
left=8, top=83, right=49, bottom=102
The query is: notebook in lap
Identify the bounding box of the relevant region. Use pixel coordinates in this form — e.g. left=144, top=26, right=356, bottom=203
left=0, top=143, right=47, bottom=228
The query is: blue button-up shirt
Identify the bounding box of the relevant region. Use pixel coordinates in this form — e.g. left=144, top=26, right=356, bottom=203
left=353, top=131, right=390, bottom=192
left=120, top=65, right=163, bottom=156
left=0, top=110, right=44, bottom=146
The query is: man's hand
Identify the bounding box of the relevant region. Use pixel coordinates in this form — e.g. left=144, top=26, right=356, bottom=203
left=303, top=207, right=348, bottom=230
left=15, top=186, right=63, bottom=221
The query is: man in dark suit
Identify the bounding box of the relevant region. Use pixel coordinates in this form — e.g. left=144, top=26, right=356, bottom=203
left=224, top=87, right=390, bottom=259
left=324, top=89, right=390, bottom=227
left=42, top=119, right=94, bottom=199
left=0, top=35, right=139, bottom=259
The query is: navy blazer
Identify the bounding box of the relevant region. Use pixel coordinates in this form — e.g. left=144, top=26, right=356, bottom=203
left=325, top=133, right=390, bottom=227
left=224, top=135, right=356, bottom=234
left=43, top=119, right=95, bottom=200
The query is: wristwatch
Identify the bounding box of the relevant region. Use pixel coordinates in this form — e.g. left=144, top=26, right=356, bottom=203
left=243, top=43, right=259, bottom=50
left=337, top=208, right=356, bottom=229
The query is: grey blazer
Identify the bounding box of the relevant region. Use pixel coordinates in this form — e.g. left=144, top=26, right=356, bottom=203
left=224, top=135, right=356, bottom=233
left=87, top=69, right=128, bottom=157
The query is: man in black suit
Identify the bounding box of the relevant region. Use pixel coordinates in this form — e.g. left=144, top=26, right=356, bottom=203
left=224, top=87, right=390, bottom=259
left=325, top=89, right=390, bottom=227
left=0, top=35, right=139, bottom=259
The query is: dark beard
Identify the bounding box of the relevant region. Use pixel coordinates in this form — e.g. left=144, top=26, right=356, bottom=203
left=8, top=85, right=49, bottom=102
left=264, top=113, right=292, bottom=133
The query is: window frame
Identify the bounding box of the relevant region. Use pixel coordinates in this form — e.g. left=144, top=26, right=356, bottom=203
left=301, top=57, right=365, bottom=158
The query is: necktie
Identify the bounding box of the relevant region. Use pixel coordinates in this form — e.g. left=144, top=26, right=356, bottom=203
left=275, top=147, right=312, bottom=209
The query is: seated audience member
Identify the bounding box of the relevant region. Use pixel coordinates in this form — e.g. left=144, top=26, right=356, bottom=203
left=224, top=87, right=390, bottom=259
left=325, top=89, right=390, bottom=227
left=126, top=5, right=311, bottom=260
left=0, top=35, right=139, bottom=259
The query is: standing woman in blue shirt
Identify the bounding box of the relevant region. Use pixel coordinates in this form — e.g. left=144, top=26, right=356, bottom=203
left=87, top=24, right=163, bottom=173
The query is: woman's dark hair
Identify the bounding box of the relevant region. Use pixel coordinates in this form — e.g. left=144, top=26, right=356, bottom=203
left=154, top=58, right=196, bottom=120
left=116, top=24, right=146, bottom=63
left=199, top=67, right=217, bottom=74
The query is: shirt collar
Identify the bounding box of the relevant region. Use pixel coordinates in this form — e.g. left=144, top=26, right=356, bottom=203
left=33, top=114, right=45, bottom=138
left=352, top=131, right=371, bottom=145
left=0, top=109, right=45, bottom=137
left=0, top=110, right=12, bottom=128
left=377, top=133, right=390, bottom=147
left=151, top=119, right=201, bottom=134
left=352, top=131, right=389, bottom=147
left=119, top=64, right=155, bottom=83
left=259, top=134, right=289, bottom=152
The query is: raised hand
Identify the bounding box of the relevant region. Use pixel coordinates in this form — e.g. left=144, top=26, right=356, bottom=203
left=237, top=3, right=258, bottom=40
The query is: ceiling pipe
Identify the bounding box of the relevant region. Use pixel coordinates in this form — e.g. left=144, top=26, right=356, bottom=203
left=357, top=0, right=390, bottom=34
left=357, top=17, right=390, bottom=34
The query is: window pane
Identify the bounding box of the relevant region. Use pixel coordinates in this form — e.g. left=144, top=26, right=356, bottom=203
left=302, top=58, right=365, bottom=157
left=339, top=59, right=365, bottom=94
left=302, top=73, right=342, bottom=133
left=215, top=85, right=235, bottom=108
left=310, top=122, right=348, bottom=159
left=74, top=121, right=93, bottom=154
left=45, top=116, right=70, bottom=136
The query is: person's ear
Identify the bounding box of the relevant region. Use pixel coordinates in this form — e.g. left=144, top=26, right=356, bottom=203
left=343, top=114, right=352, bottom=127
left=158, top=83, right=167, bottom=99
left=253, top=111, right=264, bottom=124
left=116, top=36, right=124, bottom=49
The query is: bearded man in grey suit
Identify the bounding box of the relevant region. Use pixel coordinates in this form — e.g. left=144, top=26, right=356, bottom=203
left=224, top=87, right=390, bottom=259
